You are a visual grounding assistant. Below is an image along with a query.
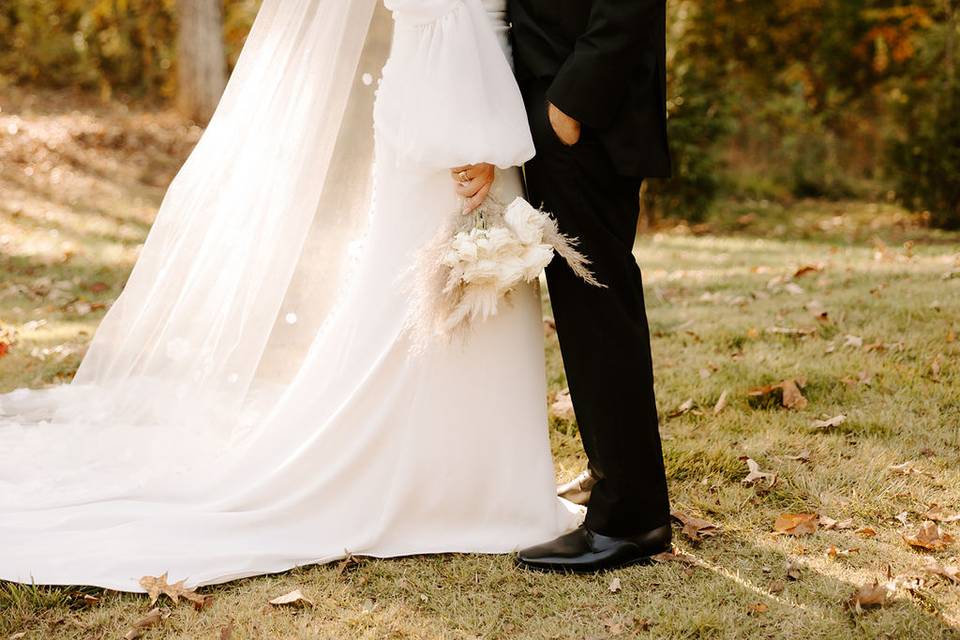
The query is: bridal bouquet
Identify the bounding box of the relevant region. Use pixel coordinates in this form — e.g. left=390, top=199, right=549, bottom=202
left=410, top=196, right=602, bottom=345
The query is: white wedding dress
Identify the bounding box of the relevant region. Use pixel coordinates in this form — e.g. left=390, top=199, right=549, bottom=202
left=0, top=0, right=580, bottom=591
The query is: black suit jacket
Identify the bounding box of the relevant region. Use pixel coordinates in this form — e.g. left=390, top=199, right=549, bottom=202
left=509, top=0, right=671, bottom=178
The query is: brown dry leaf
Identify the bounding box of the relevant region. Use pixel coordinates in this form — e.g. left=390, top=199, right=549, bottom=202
left=781, top=380, right=807, bottom=409
left=773, top=513, right=819, bottom=536
left=844, top=334, right=864, bottom=348
left=608, top=577, right=622, bottom=593
left=550, top=389, right=575, bottom=421
left=746, top=378, right=807, bottom=410
left=740, top=457, right=777, bottom=488
left=794, top=264, right=823, bottom=278
left=826, top=545, right=859, bottom=560
left=138, top=573, right=207, bottom=607
left=903, top=521, right=955, bottom=551
left=269, top=589, right=314, bottom=608
left=219, top=621, right=235, bottom=640
left=923, top=504, right=960, bottom=523
left=671, top=511, right=720, bottom=542
left=747, top=602, right=769, bottom=615
left=848, top=581, right=895, bottom=613
left=888, top=461, right=932, bottom=478
left=337, top=552, right=365, bottom=575
left=768, top=579, right=786, bottom=594
left=668, top=398, right=695, bottom=418
left=811, top=414, right=846, bottom=431
left=123, top=608, right=165, bottom=640
left=924, top=559, right=960, bottom=584
left=819, top=515, right=854, bottom=531
left=856, top=526, right=878, bottom=538
left=652, top=548, right=696, bottom=565
left=713, top=390, right=729, bottom=415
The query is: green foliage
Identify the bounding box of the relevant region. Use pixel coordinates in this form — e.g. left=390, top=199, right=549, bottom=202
left=886, top=4, right=960, bottom=228
left=2, top=0, right=959, bottom=226
left=0, top=0, right=257, bottom=98
left=645, top=1, right=734, bottom=222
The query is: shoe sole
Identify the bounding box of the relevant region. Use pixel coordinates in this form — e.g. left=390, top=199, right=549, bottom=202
left=514, top=552, right=659, bottom=575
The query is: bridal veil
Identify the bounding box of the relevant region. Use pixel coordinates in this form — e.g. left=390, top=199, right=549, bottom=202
left=0, top=0, right=534, bottom=505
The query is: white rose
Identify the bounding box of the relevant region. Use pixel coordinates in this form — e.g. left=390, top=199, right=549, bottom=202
left=504, top=197, right=547, bottom=245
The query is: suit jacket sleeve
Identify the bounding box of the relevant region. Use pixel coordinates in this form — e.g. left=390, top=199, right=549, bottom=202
left=546, top=0, right=660, bottom=130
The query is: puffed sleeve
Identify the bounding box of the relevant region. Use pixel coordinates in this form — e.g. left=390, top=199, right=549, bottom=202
left=374, top=0, right=535, bottom=170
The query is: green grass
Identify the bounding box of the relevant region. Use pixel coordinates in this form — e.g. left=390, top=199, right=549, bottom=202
left=2, top=88, right=960, bottom=639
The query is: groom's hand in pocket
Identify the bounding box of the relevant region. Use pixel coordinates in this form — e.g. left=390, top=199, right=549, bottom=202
left=548, top=102, right=581, bottom=146
left=451, top=163, right=495, bottom=214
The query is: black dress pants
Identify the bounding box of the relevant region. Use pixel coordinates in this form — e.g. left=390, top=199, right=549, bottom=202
left=521, top=79, right=671, bottom=536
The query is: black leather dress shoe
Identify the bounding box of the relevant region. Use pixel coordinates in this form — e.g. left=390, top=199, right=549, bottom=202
left=516, top=524, right=672, bottom=573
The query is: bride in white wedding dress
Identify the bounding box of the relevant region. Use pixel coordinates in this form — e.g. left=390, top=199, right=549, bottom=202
left=0, top=0, right=580, bottom=591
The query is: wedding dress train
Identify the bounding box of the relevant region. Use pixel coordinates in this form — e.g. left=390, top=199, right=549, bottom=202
left=0, top=0, right=579, bottom=591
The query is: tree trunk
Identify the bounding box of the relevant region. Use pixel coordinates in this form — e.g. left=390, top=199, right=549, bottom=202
left=176, top=0, right=227, bottom=123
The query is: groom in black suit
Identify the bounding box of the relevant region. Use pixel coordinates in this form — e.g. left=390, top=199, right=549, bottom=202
left=509, top=0, right=673, bottom=572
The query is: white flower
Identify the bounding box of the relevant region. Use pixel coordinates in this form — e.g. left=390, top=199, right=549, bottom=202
left=504, top=197, right=548, bottom=245
left=520, top=243, right=555, bottom=280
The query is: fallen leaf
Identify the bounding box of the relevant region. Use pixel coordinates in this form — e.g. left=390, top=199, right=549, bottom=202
left=671, top=511, right=720, bottom=542
left=794, top=264, right=823, bottom=278
left=138, top=573, right=207, bottom=607
left=786, top=450, right=811, bottom=463
left=924, top=559, right=960, bottom=584
left=740, top=457, right=777, bottom=488
left=550, top=389, right=575, bottom=421
left=811, top=414, right=846, bottom=430
left=903, top=521, right=955, bottom=551
left=268, top=589, right=314, bottom=607
left=844, top=334, right=864, bottom=348
left=747, top=602, right=768, bottom=615
left=337, top=552, right=365, bottom=575
left=819, top=515, right=854, bottom=531
left=894, top=511, right=910, bottom=526
left=768, top=579, right=786, bottom=594
left=826, top=546, right=859, bottom=560
left=711, top=390, right=730, bottom=416
left=652, top=548, right=696, bottom=564
left=219, top=621, right=234, bottom=640
left=923, top=504, right=960, bottom=523
left=608, top=577, right=622, bottom=593
left=123, top=608, right=165, bottom=640
left=781, top=379, right=807, bottom=409
left=856, top=526, right=878, bottom=538
left=668, top=398, right=695, bottom=418
left=848, top=580, right=895, bottom=613
left=773, top=513, right=819, bottom=536
left=888, top=461, right=932, bottom=478
left=785, top=282, right=805, bottom=295
left=746, top=378, right=807, bottom=410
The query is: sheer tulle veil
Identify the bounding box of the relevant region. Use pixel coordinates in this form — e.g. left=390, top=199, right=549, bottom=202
left=0, top=0, right=393, bottom=503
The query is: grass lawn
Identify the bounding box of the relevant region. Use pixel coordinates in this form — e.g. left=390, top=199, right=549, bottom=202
left=2, top=88, right=959, bottom=639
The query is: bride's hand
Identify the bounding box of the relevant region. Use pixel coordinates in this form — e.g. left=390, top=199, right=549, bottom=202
left=451, top=163, right=495, bottom=213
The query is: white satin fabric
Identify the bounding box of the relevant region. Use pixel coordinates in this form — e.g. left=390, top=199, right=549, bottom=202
left=0, top=0, right=579, bottom=592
